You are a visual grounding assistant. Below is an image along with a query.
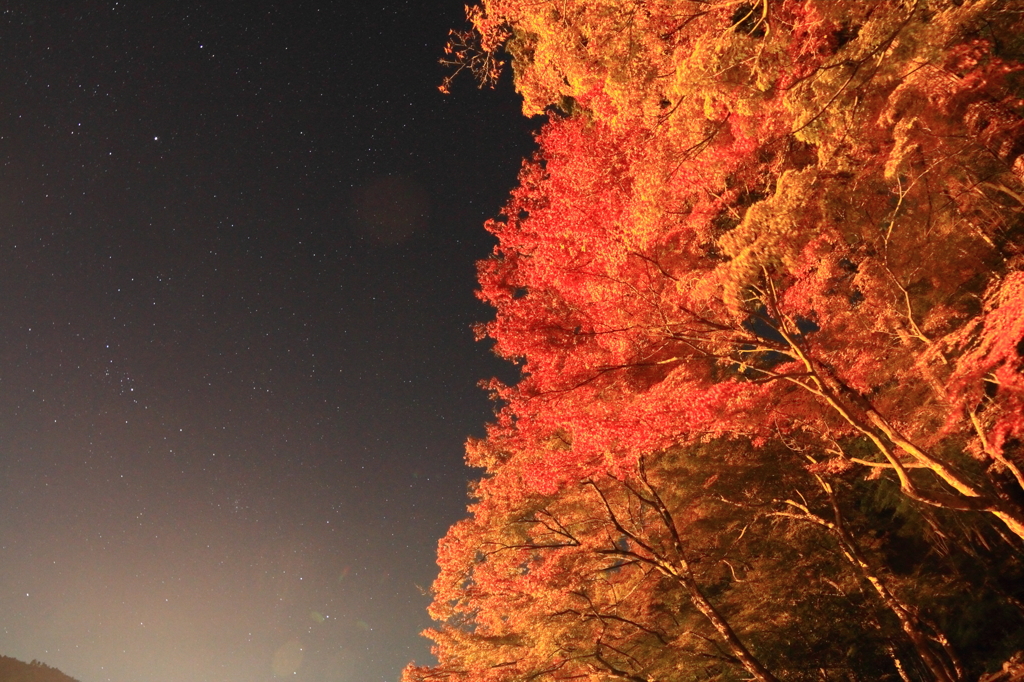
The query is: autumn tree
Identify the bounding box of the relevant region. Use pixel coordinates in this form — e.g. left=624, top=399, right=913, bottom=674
left=408, top=442, right=1024, bottom=682
left=408, top=446, right=814, bottom=682
left=461, top=0, right=1024, bottom=538
left=413, top=1, right=1024, bottom=680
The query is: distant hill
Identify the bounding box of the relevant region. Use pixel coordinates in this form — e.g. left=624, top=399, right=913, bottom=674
left=0, top=656, right=79, bottom=682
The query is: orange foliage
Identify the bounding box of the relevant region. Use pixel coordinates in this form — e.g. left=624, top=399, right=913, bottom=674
left=415, top=1, right=1024, bottom=680
left=454, top=0, right=1024, bottom=536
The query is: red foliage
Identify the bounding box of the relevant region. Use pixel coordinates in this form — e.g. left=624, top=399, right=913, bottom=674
left=463, top=0, right=1024, bottom=536
left=412, top=3, right=1024, bottom=681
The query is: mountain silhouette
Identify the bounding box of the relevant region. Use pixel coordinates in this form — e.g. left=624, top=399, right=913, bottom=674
left=0, top=656, right=80, bottom=682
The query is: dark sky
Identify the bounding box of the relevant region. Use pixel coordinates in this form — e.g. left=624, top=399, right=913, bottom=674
left=0, top=3, right=534, bottom=681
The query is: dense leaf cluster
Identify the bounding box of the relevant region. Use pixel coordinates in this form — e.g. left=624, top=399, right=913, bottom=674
left=413, top=2, right=1024, bottom=680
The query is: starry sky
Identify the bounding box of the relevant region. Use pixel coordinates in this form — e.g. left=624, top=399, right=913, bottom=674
left=0, top=3, right=534, bottom=682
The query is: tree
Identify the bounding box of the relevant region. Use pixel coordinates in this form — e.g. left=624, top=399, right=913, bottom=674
left=413, top=1, right=1024, bottom=680
left=409, top=447, right=801, bottom=682
left=408, top=442, right=1024, bottom=682
left=466, top=0, right=1024, bottom=538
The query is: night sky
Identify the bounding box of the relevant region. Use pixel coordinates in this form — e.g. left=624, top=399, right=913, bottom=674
left=0, top=3, right=534, bottom=682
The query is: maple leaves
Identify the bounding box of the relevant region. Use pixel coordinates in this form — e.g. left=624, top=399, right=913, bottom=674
left=418, top=1, right=1024, bottom=680
left=439, top=6, right=508, bottom=94
left=464, top=0, right=1024, bottom=538
left=414, top=442, right=1018, bottom=681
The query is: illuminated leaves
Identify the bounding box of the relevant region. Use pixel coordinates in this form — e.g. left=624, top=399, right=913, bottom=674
left=458, top=0, right=1024, bottom=537
left=439, top=6, right=508, bottom=93
left=418, top=1, right=1024, bottom=681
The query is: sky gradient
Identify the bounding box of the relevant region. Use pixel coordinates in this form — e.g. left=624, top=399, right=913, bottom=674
left=0, top=3, right=535, bottom=681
